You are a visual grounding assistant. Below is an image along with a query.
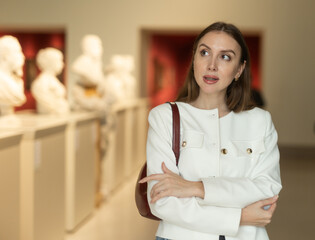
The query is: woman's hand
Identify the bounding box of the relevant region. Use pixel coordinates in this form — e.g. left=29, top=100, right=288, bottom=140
left=139, top=162, right=205, bottom=203
left=240, top=195, right=279, bottom=227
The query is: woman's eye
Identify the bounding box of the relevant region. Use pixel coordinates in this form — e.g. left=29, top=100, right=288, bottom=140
left=200, top=49, right=209, bottom=56
left=222, top=54, right=231, bottom=61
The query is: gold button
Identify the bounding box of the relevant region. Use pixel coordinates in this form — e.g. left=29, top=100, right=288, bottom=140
left=247, top=148, right=253, bottom=154
left=182, top=141, right=187, bottom=147
left=221, top=148, right=228, bottom=155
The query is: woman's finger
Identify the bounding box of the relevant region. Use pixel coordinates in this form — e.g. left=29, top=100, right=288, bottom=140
left=162, top=162, right=173, bottom=174
left=260, top=195, right=278, bottom=208
left=139, top=163, right=176, bottom=184
left=138, top=173, right=166, bottom=183
left=268, top=202, right=277, bottom=215
left=151, top=189, right=171, bottom=203
left=150, top=181, right=167, bottom=198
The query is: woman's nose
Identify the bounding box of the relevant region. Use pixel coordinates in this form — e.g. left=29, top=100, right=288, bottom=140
left=207, top=59, right=217, bottom=71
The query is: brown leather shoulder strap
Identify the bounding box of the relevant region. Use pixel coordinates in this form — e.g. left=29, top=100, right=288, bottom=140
left=168, top=102, right=180, bottom=166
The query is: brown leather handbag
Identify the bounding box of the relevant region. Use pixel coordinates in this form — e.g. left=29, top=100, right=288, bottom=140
left=135, top=102, right=180, bottom=220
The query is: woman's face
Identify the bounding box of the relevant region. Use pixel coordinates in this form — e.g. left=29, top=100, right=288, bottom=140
left=193, top=31, right=245, bottom=99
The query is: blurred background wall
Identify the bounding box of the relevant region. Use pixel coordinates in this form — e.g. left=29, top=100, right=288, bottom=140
left=1, top=0, right=314, bottom=148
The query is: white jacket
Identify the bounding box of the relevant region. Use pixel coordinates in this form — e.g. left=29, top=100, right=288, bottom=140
left=146, top=102, right=282, bottom=240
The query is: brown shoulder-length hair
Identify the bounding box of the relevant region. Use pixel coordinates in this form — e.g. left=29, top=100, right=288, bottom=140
left=176, top=22, right=254, bottom=112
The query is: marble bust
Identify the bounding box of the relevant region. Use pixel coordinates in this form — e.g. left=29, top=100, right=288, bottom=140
left=105, top=54, right=137, bottom=102
left=31, top=47, right=70, bottom=114
left=0, top=35, right=26, bottom=116
left=71, top=34, right=113, bottom=111
left=72, top=34, right=105, bottom=87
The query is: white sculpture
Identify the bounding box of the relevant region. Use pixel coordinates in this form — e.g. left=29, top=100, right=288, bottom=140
left=72, top=34, right=104, bottom=87
left=31, top=47, right=70, bottom=114
left=105, top=54, right=137, bottom=102
left=71, top=34, right=113, bottom=111
left=0, top=35, right=26, bottom=116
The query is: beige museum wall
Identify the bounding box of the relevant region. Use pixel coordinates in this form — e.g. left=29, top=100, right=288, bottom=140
left=1, top=0, right=315, bottom=147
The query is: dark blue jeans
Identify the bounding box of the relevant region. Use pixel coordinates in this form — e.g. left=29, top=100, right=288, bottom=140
left=156, top=236, right=225, bottom=240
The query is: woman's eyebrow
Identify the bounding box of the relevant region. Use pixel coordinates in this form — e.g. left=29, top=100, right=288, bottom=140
left=198, top=43, right=210, bottom=49
left=198, top=43, right=236, bottom=56
left=221, top=50, right=236, bottom=56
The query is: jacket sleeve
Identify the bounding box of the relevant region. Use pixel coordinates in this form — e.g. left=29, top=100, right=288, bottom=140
left=147, top=105, right=241, bottom=236
left=199, top=110, right=282, bottom=208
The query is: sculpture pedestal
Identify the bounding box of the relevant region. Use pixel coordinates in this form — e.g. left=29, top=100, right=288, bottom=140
left=0, top=131, right=23, bottom=240
left=16, top=115, right=67, bottom=240
left=0, top=110, right=103, bottom=239
left=64, top=112, right=101, bottom=232
left=101, top=98, right=148, bottom=197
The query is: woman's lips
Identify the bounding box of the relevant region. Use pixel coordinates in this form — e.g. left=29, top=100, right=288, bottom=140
left=203, top=75, right=219, bottom=84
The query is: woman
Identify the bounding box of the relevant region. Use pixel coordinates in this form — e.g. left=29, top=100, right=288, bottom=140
left=140, top=22, right=282, bottom=240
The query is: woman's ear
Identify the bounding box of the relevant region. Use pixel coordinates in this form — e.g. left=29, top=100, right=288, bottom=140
left=235, top=60, right=246, bottom=79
